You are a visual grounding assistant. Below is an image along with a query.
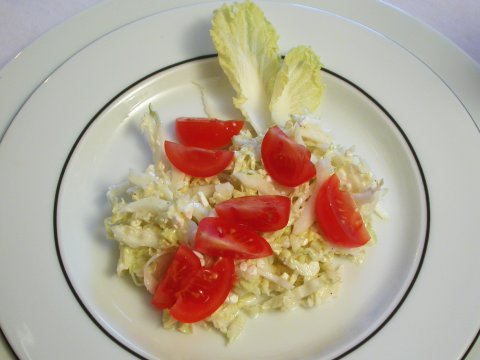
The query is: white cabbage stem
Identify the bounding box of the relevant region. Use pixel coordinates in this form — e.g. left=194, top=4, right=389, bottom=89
left=143, top=250, right=175, bottom=294
left=351, top=179, right=384, bottom=206
left=292, top=157, right=333, bottom=234
left=257, top=268, right=294, bottom=290
left=234, top=172, right=281, bottom=195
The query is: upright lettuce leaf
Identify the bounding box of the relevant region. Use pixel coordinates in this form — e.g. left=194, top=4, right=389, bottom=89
left=210, top=2, right=324, bottom=133
left=270, top=46, right=323, bottom=126
left=210, top=0, right=281, bottom=134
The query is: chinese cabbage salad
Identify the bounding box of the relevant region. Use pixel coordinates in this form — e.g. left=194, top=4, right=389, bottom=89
left=104, top=0, right=386, bottom=343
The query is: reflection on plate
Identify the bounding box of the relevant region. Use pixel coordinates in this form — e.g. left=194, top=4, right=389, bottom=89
left=56, top=56, right=427, bottom=359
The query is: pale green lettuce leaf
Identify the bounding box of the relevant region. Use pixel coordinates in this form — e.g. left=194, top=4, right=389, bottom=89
left=270, top=46, right=323, bottom=126
left=210, top=0, right=281, bottom=134
left=116, top=245, right=155, bottom=281
left=140, top=105, right=168, bottom=169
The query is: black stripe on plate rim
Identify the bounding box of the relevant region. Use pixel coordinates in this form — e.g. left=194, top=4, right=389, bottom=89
left=0, top=327, right=20, bottom=360
left=53, top=53, right=431, bottom=360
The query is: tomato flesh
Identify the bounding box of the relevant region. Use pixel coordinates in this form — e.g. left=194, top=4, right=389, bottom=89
left=176, top=118, right=244, bottom=149
left=164, top=141, right=234, bottom=178
left=194, top=217, right=273, bottom=259
left=215, top=195, right=291, bottom=232
left=151, top=245, right=202, bottom=310
left=261, top=126, right=316, bottom=187
left=169, top=257, right=235, bottom=323
left=315, top=174, right=370, bottom=247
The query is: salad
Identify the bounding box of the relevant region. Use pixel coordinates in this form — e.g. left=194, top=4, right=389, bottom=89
left=104, top=0, right=385, bottom=342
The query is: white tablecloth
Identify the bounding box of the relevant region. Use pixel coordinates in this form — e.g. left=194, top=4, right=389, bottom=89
left=0, top=0, right=479, bottom=359
left=1, top=0, right=478, bottom=69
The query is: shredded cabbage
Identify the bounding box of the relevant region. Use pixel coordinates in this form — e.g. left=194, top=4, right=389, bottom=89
left=105, top=110, right=384, bottom=342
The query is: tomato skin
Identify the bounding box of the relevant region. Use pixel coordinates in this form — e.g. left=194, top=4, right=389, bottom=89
left=315, top=174, right=370, bottom=248
left=164, top=141, right=234, bottom=178
left=215, top=195, right=291, bottom=232
left=169, top=257, right=235, bottom=323
left=151, top=245, right=202, bottom=310
left=176, top=118, right=244, bottom=149
left=261, top=126, right=316, bottom=187
left=194, top=217, right=273, bottom=259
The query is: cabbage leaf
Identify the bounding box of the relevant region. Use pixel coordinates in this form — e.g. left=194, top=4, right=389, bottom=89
left=270, top=46, right=323, bottom=126
left=210, top=0, right=281, bottom=133
left=210, top=2, right=323, bottom=134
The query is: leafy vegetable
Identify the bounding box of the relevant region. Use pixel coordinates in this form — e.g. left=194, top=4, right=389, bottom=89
left=116, top=245, right=156, bottom=284
left=141, top=105, right=167, bottom=168
left=270, top=46, right=323, bottom=126
left=210, top=0, right=281, bottom=134
left=210, top=1, right=323, bottom=134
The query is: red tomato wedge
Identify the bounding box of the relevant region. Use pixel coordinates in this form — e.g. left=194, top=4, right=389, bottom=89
left=315, top=174, right=370, bottom=248
left=215, top=195, right=291, bottom=232
left=261, top=126, right=316, bottom=187
left=169, top=257, right=235, bottom=323
left=176, top=118, right=244, bottom=149
left=164, top=141, right=234, bottom=178
left=151, top=245, right=202, bottom=310
left=194, top=217, right=273, bottom=259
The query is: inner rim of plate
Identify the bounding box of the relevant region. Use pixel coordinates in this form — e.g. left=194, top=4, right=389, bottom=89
left=54, top=54, right=429, bottom=360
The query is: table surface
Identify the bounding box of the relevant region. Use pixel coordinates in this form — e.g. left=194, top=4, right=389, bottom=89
left=0, top=0, right=479, bottom=359
left=0, top=0, right=478, bottom=69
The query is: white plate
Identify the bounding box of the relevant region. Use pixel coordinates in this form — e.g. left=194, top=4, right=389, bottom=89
left=0, top=1, right=479, bottom=359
